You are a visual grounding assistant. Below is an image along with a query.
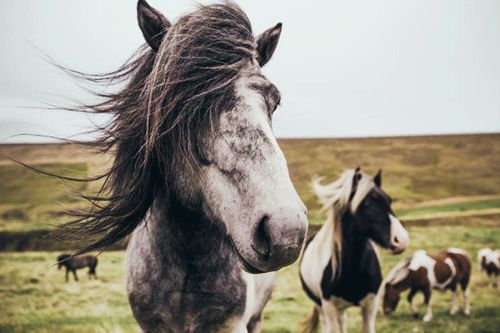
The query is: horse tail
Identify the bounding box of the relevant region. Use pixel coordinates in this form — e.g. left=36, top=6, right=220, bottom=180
left=298, top=306, right=320, bottom=333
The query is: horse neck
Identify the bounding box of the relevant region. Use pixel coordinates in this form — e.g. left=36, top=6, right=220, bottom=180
left=335, top=211, right=369, bottom=272
left=146, top=193, right=234, bottom=269
left=392, top=273, right=412, bottom=293
left=130, top=191, right=239, bottom=279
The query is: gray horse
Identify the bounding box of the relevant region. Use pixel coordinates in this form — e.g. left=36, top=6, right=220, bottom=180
left=57, top=1, right=307, bottom=332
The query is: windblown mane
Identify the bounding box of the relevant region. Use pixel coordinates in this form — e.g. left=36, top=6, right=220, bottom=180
left=311, top=169, right=375, bottom=272
left=377, top=256, right=411, bottom=300
left=52, top=2, right=257, bottom=254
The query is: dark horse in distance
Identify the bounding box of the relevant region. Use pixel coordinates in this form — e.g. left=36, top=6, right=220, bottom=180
left=57, top=254, right=98, bottom=282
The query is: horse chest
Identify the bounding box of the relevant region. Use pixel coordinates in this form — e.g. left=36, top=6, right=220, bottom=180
left=127, top=226, right=248, bottom=332
left=321, top=255, right=382, bottom=305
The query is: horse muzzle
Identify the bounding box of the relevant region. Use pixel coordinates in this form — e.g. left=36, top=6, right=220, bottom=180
left=241, top=209, right=308, bottom=272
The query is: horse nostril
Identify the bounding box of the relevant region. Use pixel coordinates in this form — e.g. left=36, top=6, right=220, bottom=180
left=393, top=236, right=399, bottom=245
left=253, top=215, right=272, bottom=261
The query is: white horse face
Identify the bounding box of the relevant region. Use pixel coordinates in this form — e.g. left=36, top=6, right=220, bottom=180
left=161, top=21, right=309, bottom=273
left=196, top=66, right=307, bottom=273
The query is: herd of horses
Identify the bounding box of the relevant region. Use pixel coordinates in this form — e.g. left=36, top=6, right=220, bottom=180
left=49, top=1, right=498, bottom=332
left=57, top=168, right=499, bottom=332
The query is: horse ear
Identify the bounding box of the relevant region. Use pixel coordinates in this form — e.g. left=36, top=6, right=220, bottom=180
left=256, top=23, right=282, bottom=67
left=374, top=169, right=382, bottom=187
left=137, top=0, right=171, bottom=51
left=348, top=168, right=362, bottom=202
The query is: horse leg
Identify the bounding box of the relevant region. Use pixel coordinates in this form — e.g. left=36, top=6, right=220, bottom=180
left=65, top=269, right=69, bottom=282
left=336, top=309, right=347, bottom=333
left=459, top=274, right=471, bottom=316
left=449, top=285, right=459, bottom=315
left=407, top=288, right=419, bottom=318
left=321, top=301, right=341, bottom=333
left=73, top=270, right=79, bottom=281
left=360, top=293, right=377, bottom=333
left=422, top=287, right=433, bottom=322
left=488, top=273, right=495, bottom=288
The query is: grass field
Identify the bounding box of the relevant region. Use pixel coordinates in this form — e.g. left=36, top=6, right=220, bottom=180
left=1, top=218, right=499, bottom=333
left=0, top=134, right=499, bottom=332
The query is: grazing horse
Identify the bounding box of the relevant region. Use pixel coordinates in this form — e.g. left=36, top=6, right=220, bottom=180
left=58, top=1, right=307, bottom=332
left=300, top=168, right=409, bottom=333
left=382, top=248, right=471, bottom=322
left=477, top=248, right=500, bottom=287
left=57, top=254, right=98, bottom=282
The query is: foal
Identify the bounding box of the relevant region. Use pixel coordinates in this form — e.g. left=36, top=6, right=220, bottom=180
left=477, top=248, right=500, bottom=287
left=300, top=168, right=409, bottom=333
left=57, top=254, right=98, bottom=282
left=382, top=248, right=471, bottom=322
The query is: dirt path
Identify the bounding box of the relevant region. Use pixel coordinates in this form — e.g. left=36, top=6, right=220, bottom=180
left=394, top=194, right=500, bottom=210
left=403, top=208, right=500, bottom=222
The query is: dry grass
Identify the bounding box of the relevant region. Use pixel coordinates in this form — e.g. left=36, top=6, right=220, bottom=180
left=1, top=134, right=500, bottom=232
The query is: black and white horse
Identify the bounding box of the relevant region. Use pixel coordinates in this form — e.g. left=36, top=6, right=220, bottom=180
left=477, top=248, right=500, bottom=287
left=56, top=1, right=308, bottom=332
left=299, top=168, right=409, bottom=333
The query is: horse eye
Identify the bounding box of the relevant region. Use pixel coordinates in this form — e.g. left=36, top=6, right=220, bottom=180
left=272, top=99, right=280, bottom=113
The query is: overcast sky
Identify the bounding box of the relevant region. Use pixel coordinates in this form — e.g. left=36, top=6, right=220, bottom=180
left=1, top=0, right=499, bottom=143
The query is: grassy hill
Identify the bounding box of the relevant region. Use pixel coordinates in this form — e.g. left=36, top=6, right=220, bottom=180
left=0, top=133, right=499, bottom=232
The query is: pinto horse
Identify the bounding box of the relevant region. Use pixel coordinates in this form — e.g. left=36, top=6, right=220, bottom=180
left=57, top=254, right=98, bottom=282
left=300, top=168, right=409, bottom=333
left=56, top=1, right=307, bottom=332
left=382, top=248, right=471, bottom=322
left=477, top=248, right=500, bottom=287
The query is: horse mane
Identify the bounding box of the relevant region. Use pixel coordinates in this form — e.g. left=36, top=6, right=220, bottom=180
left=377, top=256, right=411, bottom=301
left=311, top=169, right=375, bottom=275
left=51, top=2, right=257, bottom=254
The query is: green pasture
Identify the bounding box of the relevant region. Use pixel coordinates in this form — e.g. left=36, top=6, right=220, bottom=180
left=1, top=220, right=499, bottom=333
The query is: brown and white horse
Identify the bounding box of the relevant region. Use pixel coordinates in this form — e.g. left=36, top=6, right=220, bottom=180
left=382, top=248, right=471, bottom=322
left=477, top=248, right=500, bottom=287
left=300, top=168, right=409, bottom=333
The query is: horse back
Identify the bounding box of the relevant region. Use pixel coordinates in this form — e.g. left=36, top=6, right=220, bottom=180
left=447, top=251, right=471, bottom=283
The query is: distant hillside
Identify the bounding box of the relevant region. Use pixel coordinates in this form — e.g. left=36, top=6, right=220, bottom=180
left=280, top=134, right=500, bottom=213
left=0, top=133, right=499, bottom=232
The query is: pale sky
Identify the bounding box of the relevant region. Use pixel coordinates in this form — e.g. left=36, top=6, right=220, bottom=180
left=1, top=0, right=499, bottom=143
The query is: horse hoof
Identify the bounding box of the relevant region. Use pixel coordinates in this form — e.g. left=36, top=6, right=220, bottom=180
left=464, top=309, right=471, bottom=316
left=413, top=313, right=419, bottom=319
left=423, top=315, right=432, bottom=322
